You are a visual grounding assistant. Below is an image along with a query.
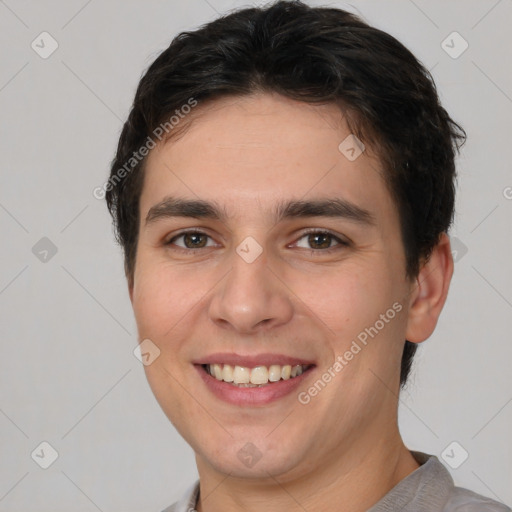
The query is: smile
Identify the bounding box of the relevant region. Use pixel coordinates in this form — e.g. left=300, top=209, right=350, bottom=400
left=196, top=359, right=316, bottom=406
left=203, top=363, right=312, bottom=387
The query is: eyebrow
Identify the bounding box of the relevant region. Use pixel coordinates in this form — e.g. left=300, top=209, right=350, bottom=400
left=144, top=196, right=376, bottom=227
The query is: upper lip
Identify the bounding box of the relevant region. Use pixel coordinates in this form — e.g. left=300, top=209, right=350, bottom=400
left=193, top=352, right=316, bottom=368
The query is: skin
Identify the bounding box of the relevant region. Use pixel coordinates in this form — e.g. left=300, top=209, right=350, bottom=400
left=129, top=92, right=454, bottom=512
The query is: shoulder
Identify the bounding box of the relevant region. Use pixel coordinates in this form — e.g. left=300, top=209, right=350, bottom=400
left=394, top=452, right=511, bottom=512
left=443, top=486, right=511, bottom=512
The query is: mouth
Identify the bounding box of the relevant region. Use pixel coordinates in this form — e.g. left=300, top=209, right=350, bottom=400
left=202, top=363, right=313, bottom=387
left=193, top=355, right=316, bottom=406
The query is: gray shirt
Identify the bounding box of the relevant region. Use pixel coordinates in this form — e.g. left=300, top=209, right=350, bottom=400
left=161, top=451, right=510, bottom=512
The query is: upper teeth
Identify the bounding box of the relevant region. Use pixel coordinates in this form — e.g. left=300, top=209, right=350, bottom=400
left=206, top=364, right=307, bottom=386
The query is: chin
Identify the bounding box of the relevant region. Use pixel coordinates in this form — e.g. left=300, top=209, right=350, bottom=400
left=195, top=437, right=308, bottom=480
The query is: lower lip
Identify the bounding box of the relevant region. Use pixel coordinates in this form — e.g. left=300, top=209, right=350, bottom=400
left=195, top=365, right=314, bottom=406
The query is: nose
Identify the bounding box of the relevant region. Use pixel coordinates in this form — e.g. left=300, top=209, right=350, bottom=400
left=208, top=243, right=294, bottom=334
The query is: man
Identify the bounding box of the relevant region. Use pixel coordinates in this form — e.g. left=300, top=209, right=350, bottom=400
left=105, top=1, right=510, bottom=511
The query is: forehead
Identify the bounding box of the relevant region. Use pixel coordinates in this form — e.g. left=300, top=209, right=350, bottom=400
left=140, top=93, right=393, bottom=225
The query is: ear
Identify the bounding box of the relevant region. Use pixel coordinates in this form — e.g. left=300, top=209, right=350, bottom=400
left=405, top=232, right=454, bottom=343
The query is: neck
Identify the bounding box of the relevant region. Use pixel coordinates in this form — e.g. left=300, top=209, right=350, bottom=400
left=194, top=430, right=420, bottom=512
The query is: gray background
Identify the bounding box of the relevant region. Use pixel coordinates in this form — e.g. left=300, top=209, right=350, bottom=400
left=1, top=0, right=511, bottom=510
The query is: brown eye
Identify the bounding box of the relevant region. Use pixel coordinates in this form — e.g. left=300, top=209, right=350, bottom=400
left=183, top=232, right=208, bottom=248
left=294, top=230, right=349, bottom=252
left=167, top=231, right=213, bottom=250
left=307, top=232, right=332, bottom=249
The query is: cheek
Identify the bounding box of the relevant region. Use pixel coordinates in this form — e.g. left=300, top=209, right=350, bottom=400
left=290, top=262, right=406, bottom=377
left=290, top=264, right=387, bottom=334
left=131, top=263, right=188, bottom=338
left=131, top=258, right=223, bottom=344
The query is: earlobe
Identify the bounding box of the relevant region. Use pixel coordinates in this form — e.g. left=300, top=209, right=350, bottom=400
left=405, top=233, right=454, bottom=343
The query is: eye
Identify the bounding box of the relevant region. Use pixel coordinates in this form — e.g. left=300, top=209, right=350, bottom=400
left=165, top=229, right=349, bottom=254
left=292, top=229, right=349, bottom=252
left=166, top=231, right=217, bottom=251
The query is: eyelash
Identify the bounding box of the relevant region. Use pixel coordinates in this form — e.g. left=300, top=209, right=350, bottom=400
left=165, top=229, right=350, bottom=255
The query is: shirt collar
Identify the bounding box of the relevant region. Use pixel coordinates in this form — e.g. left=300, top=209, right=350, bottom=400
left=171, top=479, right=200, bottom=512
left=367, top=451, right=454, bottom=512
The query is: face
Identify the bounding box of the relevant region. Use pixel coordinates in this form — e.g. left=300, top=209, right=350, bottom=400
left=130, top=93, right=418, bottom=481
